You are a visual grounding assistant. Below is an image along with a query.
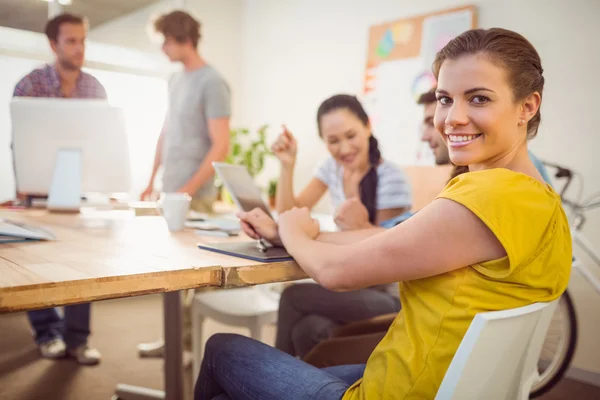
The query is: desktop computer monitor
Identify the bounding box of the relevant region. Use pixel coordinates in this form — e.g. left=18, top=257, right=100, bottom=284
left=10, top=97, right=132, bottom=210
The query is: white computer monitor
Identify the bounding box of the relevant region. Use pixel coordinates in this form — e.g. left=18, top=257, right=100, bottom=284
left=10, top=97, right=131, bottom=210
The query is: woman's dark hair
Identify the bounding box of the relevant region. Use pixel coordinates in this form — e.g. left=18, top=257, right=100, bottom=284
left=433, top=28, right=544, bottom=139
left=449, top=165, right=469, bottom=181
left=317, top=94, right=381, bottom=223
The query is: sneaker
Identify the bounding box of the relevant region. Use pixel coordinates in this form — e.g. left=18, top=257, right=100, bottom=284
left=39, top=338, right=66, bottom=359
left=137, top=339, right=164, bottom=358
left=67, top=344, right=101, bottom=366
left=138, top=340, right=192, bottom=368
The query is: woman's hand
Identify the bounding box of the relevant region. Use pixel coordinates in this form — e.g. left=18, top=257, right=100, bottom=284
left=334, top=198, right=374, bottom=231
left=237, top=208, right=283, bottom=246
left=271, top=125, right=298, bottom=168
left=278, top=207, right=320, bottom=242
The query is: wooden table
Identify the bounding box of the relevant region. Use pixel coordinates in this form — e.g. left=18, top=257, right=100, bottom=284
left=0, top=208, right=306, bottom=400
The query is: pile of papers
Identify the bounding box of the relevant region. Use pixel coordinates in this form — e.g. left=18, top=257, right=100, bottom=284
left=185, top=217, right=241, bottom=238
left=0, top=219, right=55, bottom=243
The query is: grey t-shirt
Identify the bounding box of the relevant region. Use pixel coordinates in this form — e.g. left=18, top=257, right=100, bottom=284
left=162, top=65, right=231, bottom=200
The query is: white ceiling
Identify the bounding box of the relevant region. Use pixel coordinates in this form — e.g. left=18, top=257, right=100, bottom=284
left=0, top=0, right=160, bottom=34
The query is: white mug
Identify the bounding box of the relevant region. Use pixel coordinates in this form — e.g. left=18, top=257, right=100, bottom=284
left=158, top=193, right=191, bottom=232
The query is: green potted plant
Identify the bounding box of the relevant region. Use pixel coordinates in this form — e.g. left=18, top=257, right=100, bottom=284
left=217, top=124, right=274, bottom=203
left=268, top=179, right=278, bottom=208
left=226, top=124, right=271, bottom=176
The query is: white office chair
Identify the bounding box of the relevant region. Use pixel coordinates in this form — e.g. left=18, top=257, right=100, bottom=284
left=191, top=284, right=282, bottom=378
left=435, top=300, right=559, bottom=400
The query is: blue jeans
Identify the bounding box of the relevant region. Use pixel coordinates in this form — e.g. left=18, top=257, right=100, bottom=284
left=195, top=334, right=365, bottom=400
left=27, top=303, right=91, bottom=348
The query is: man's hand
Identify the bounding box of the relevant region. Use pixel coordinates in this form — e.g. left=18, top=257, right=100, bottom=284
left=334, top=198, right=374, bottom=231
left=176, top=184, right=195, bottom=196
left=140, top=183, right=155, bottom=201
left=237, top=208, right=283, bottom=246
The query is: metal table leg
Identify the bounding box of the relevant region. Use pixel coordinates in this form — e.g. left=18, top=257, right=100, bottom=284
left=114, top=291, right=183, bottom=400
left=163, top=291, right=184, bottom=399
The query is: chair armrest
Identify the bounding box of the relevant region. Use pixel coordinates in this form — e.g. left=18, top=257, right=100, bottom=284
left=303, top=331, right=387, bottom=368
left=331, top=313, right=397, bottom=338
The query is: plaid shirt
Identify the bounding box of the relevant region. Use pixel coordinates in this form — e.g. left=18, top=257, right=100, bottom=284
left=13, top=64, right=107, bottom=99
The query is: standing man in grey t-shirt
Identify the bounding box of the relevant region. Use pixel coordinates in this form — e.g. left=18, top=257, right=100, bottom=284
left=141, top=10, right=231, bottom=213
left=137, top=10, right=231, bottom=358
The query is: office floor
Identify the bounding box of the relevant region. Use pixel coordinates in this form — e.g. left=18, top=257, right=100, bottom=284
left=0, top=294, right=597, bottom=400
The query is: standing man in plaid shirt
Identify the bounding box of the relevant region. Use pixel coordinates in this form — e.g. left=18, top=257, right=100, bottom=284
left=12, top=13, right=106, bottom=365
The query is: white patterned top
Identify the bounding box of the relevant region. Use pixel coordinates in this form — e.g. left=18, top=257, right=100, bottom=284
left=314, top=157, right=412, bottom=212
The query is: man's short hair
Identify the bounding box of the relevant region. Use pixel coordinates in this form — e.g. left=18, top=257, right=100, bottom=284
left=417, top=89, right=437, bottom=105
left=45, top=13, right=86, bottom=42
left=154, top=10, right=201, bottom=48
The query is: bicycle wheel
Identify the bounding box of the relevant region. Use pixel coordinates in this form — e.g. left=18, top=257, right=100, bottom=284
left=530, top=290, right=578, bottom=397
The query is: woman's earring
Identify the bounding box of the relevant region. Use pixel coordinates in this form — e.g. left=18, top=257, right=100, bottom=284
left=519, top=119, right=526, bottom=126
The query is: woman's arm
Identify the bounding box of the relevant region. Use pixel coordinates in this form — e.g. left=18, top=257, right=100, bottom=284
left=316, top=227, right=385, bottom=244
left=273, top=126, right=328, bottom=213
left=376, top=207, right=410, bottom=225
left=278, top=199, right=505, bottom=291
left=237, top=208, right=384, bottom=247
left=277, top=172, right=327, bottom=213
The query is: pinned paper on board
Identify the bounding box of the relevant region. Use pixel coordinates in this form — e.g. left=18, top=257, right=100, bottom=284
left=420, top=9, right=475, bottom=75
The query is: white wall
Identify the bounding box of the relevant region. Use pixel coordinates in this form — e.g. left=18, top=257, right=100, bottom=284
left=0, top=26, right=169, bottom=75
left=88, top=0, right=244, bottom=126
left=238, top=0, right=600, bottom=377
left=88, top=0, right=172, bottom=54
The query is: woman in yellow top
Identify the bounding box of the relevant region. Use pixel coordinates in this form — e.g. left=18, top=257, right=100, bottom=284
left=194, top=28, right=572, bottom=400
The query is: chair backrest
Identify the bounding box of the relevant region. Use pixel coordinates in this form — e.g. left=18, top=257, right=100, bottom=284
left=518, top=299, right=559, bottom=398
left=435, top=300, right=558, bottom=400
left=257, top=282, right=284, bottom=303
left=402, top=165, right=453, bottom=211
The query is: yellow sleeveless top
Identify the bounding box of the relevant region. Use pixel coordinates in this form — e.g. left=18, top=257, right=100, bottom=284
left=343, top=168, right=572, bottom=400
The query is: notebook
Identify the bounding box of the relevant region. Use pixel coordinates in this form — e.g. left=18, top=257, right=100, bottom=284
left=197, top=241, right=293, bottom=263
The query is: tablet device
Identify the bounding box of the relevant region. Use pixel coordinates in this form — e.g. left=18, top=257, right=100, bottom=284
left=212, top=162, right=273, bottom=217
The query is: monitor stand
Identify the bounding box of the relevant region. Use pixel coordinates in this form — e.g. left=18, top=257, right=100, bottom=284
left=47, top=148, right=82, bottom=213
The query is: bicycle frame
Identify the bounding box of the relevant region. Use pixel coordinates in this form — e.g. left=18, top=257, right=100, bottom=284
left=571, top=230, right=600, bottom=294
left=544, top=160, right=600, bottom=296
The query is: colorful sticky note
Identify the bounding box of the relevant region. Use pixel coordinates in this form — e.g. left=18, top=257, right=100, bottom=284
left=376, top=29, right=395, bottom=58
left=392, top=22, right=414, bottom=44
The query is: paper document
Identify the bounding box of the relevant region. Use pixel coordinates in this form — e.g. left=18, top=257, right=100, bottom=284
left=0, top=235, right=28, bottom=244
left=0, top=219, right=56, bottom=241
left=185, top=218, right=240, bottom=233
left=194, top=229, right=238, bottom=238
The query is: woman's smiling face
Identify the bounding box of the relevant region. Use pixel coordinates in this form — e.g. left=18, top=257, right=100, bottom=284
left=434, top=53, right=528, bottom=168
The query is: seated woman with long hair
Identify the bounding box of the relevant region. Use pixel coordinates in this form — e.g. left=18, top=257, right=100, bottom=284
left=194, top=27, right=572, bottom=400
left=272, top=94, right=412, bottom=360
